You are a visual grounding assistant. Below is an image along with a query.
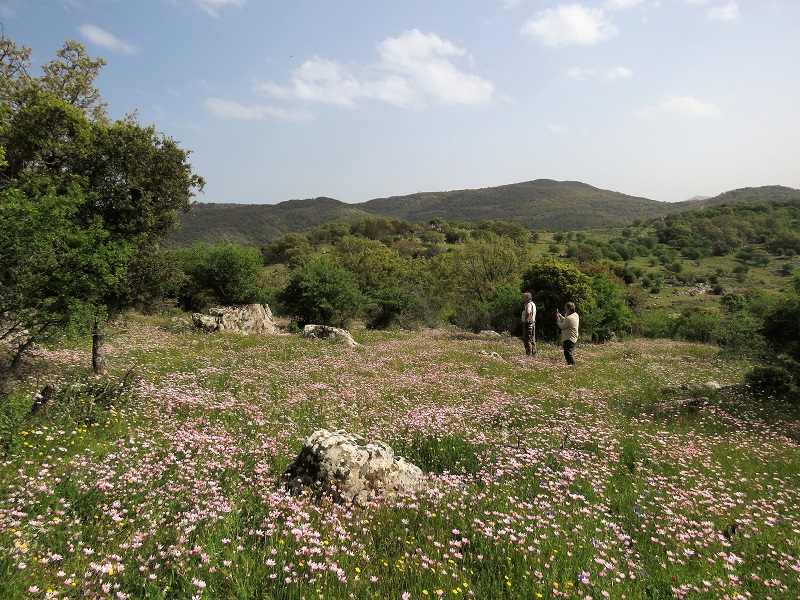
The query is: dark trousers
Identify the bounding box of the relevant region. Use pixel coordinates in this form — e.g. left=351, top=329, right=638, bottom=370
left=523, top=323, right=536, bottom=355
left=563, top=340, right=576, bottom=365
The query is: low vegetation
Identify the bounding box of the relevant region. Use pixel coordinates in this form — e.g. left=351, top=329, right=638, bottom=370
left=1, top=321, right=799, bottom=599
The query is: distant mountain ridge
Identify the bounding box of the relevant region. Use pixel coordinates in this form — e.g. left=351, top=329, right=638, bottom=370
left=168, top=180, right=800, bottom=248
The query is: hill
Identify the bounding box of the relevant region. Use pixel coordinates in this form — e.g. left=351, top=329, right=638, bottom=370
left=169, top=197, right=376, bottom=247
left=167, top=180, right=800, bottom=248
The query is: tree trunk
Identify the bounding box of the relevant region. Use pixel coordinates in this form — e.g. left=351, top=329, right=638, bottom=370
left=92, top=317, right=106, bottom=375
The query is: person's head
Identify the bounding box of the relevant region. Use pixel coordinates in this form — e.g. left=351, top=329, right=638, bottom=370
left=523, top=292, right=532, bottom=303
left=564, top=302, right=576, bottom=315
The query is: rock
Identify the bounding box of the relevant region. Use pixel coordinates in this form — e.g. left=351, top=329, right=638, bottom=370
left=283, top=429, right=423, bottom=505
left=479, top=330, right=501, bottom=337
left=192, top=304, right=279, bottom=334
left=302, top=324, right=358, bottom=347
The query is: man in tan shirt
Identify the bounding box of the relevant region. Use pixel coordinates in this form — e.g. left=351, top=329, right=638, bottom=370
left=556, top=302, right=579, bottom=366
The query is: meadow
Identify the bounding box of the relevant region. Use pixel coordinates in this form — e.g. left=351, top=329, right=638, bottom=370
left=1, top=316, right=799, bottom=599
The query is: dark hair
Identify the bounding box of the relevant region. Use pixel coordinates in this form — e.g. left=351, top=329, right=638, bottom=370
left=565, top=302, right=576, bottom=313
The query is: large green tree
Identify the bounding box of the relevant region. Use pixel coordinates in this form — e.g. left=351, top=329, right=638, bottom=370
left=0, top=36, right=203, bottom=373
left=520, top=256, right=596, bottom=342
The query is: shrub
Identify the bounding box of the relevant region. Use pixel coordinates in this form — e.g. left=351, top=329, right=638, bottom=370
left=366, top=285, right=419, bottom=330
left=278, top=258, right=366, bottom=327
left=451, top=299, right=491, bottom=333
left=672, top=309, right=717, bottom=343
left=486, top=284, right=524, bottom=335
left=744, top=364, right=798, bottom=401
left=711, top=315, right=766, bottom=356
left=632, top=310, right=673, bottom=338
left=175, top=242, right=267, bottom=310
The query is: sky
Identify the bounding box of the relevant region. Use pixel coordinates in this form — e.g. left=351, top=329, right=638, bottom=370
left=2, top=0, right=799, bottom=205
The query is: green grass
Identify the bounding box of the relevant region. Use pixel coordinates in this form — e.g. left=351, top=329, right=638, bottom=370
left=1, top=319, right=798, bottom=599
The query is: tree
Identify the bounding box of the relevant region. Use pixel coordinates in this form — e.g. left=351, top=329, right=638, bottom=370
left=262, top=233, right=312, bottom=268
left=279, top=258, right=366, bottom=327
left=177, top=242, right=265, bottom=309
left=580, top=273, right=635, bottom=341
left=332, top=235, right=407, bottom=293
left=520, top=257, right=596, bottom=341
left=0, top=37, right=203, bottom=373
left=0, top=187, right=132, bottom=371
left=449, top=237, right=522, bottom=303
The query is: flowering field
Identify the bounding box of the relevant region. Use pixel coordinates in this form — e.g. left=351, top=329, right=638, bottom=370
left=2, top=317, right=799, bottom=600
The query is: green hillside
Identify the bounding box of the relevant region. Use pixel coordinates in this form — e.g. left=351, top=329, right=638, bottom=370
left=167, top=180, right=800, bottom=248
left=169, top=197, right=376, bottom=247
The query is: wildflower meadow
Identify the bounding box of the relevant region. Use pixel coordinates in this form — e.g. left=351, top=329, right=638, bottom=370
left=2, top=316, right=799, bottom=599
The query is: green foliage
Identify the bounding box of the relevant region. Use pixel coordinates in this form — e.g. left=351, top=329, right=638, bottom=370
left=720, top=292, right=748, bottom=313
left=671, top=308, right=717, bottom=344
left=759, top=291, right=800, bottom=362
left=744, top=363, right=799, bottom=401
left=710, top=314, right=766, bottom=356
left=521, top=256, right=596, bottom=341
left=366, top=285, right=420, bottom=330
left=262, top=232, right=312, bottom=268
left=448, top=237, right=522, bottom=303
left=0, top=187, right=132, bottom=368
left=0, top=36, right=203, bottom=373
left=278, top=258, right=366, bottom=327
left=175, top=242, right=266, bottom=310
left=486, top=284, right=524, bottom=335
left=332, top=235, right=407, bottom=293
left=632, top=310, right=673, bottom=338
left=581, top=272, right=635, bottom=341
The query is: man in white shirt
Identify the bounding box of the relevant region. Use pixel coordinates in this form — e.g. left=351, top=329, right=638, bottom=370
left=521, top=292, right=537, bottom=356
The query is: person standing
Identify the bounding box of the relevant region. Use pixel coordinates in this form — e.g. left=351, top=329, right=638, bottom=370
left=521, top=292, right=537, bottom=356
left=556, top=302, right=579, bottom=366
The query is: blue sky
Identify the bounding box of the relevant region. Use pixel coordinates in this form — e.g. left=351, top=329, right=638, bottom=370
left=3, top=0, right=798, bottom=204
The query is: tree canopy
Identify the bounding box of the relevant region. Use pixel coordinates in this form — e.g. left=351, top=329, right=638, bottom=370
left=0, top=35, right=204, bottom=373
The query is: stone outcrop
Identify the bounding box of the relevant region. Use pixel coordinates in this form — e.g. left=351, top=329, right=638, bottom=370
left=302, top=324, right=358, bottom=347
left=192, top=304, right=279, bottom=334
left=283, top=429, right=423, bottom=505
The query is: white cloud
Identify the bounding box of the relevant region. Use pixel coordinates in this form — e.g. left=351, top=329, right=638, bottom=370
left=567, top=67, right=595, bottom=80
left=636, top=95, right=722, bottom=119
left=604, top=0, right=643, bottom=8
left=205, top=98, right=313, bottom=121
left=78, top=24, right=138, bottom=54
left=256, top=29, right=494, bottom=109
left=194, top=0, right=245, bottom=17
left=707, top=1, right=739, bottom=20
left=549, top=124, right=569, bottom=134
left=607, top=66, right=633, bottom=80
left=521, top=4, right=619, bottom=47
left=376, top=29, right=494, bottom=106
left=258, top=58, right=367, bottom=108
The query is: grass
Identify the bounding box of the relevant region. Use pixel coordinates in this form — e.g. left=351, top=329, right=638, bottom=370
left=1, top=316, right=799, bottom=599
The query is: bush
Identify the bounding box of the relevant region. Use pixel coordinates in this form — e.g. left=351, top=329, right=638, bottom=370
left=672, top=309, right=717, bottom=343
left=278, top=258, right=366, bottom=327
left=486, top=284, right=524, bottom=335
left=451, top=299, right=491, bottom=333
left=581, top=273, right=635, bottom=341
left=366, top=285, right=419, bottom=330
left=632, top=310, right=674, bottom=338
left=744, top=364, right=798, bottom=401
left=175, top=242, right=267, bottom=310
left=710, top=315, right=766, bottom=356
